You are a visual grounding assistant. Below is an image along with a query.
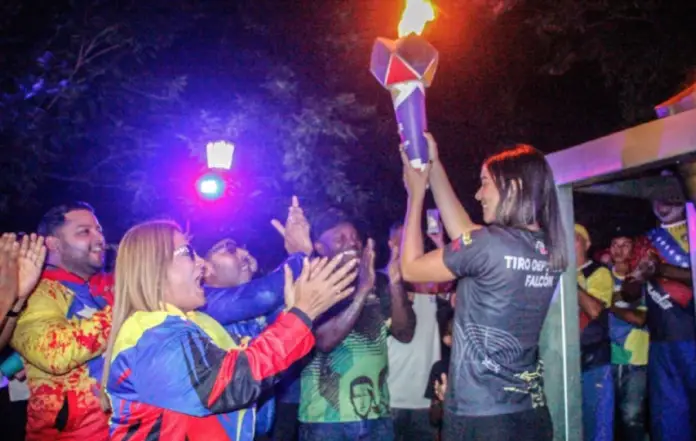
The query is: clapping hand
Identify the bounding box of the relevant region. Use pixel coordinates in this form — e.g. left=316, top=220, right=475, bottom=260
left=357, top=239, right=376, bottom=295
left=386, top=241, right=401, bottom=285
left=272, top=196, right=313, bottom=255
left=283, top=263, right=297, bottom=310
left=635, top=251, right=660, bottom=281
left=292, top=255, right=359, bottom=320
left=17, top=234, right=46, bottom=300
left=0, top=233, right=20, bottom=315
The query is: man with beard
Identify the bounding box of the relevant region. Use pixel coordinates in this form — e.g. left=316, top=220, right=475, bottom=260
left=298, top=209, right=416, bottom=441
left=627, top=199, right=696, bottom=441
left=11, top=202, right=113, bottom=441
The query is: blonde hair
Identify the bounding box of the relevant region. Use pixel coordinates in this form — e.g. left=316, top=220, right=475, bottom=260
left=100, top=220, right=181, bottom=411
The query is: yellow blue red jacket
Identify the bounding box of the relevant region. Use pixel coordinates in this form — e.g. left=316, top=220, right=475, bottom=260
left=10, top=267, right=113, bottom=441
left=105, top=303, right=315, bottom=441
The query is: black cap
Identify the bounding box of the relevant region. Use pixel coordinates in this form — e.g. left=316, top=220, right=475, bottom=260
left=311, top=208, right=353, bottom=242
left=607, top=224, right=640, bottom=241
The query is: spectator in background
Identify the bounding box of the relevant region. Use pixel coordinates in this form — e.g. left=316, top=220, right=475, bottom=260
left=628, top=199, right=695, bottom=441
left=200, top=196, right=315, bottom=441
left=11, top=202, right=113, bottom=441
left=386, top=221, right=445, bottom=441
left=606, top=230, right=649, bottom=441
left=298, top=209, right=415, bottom=441
left=575, top=224, right=614, bottom=441
left=426, top=309, right=453, bottom=441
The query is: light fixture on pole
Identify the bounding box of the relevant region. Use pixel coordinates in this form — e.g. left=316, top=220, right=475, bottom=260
left=206, top=141, right=235, bottom=170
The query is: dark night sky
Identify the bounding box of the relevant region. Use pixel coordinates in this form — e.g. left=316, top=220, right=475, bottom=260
left=3, top=0, right=692, bottom=266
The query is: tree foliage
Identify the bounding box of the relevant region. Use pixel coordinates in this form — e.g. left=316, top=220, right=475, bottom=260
left=179, top=66, right=377, bottom=227
left=0, top=0, right=192, bottom=217
left=0, top=0, right=380, bottom=242
left=520, top=0, right=696, bottom=124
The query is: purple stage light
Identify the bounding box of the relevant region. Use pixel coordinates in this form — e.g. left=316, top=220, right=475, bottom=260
left=197, top=173, right=225, bottom=200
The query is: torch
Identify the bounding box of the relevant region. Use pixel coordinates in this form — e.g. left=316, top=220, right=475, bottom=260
left=370, top=0, right=438, bottom=170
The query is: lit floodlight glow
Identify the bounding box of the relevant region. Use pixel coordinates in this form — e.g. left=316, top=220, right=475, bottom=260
left=206, top=141, right=235, bottom=170
left=200, top=179, right=219, bottom=194
left=196, top=173, right=225, bottom=200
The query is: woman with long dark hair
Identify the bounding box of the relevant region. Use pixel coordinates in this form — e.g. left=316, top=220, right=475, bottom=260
left=400, top=134, right=568, bottom=441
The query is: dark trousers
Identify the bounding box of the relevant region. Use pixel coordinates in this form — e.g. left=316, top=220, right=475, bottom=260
left=649, top=341, right=696, bottom=441
left=299, top=418, right=394, bottom=441
left=272, top=402, right=300, bottom=441
left=442, top=407, right=552, bottom=441
left=0, top=387, right=27, bottom=441
left=392, top=408, right=436, bottom=441
left=613, top=364, right=647, bottom=441
left=582, top=365, right=614, bottom=441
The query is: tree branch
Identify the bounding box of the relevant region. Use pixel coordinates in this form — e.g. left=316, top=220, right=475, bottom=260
left=84, top=44, right=122, bottom=65
left=44, top=26, right=123, bottom=112
left=43, top=173, right=125, bottom=189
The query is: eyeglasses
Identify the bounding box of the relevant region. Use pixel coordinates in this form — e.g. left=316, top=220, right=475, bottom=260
left=174, top=244, right=196, bottom=261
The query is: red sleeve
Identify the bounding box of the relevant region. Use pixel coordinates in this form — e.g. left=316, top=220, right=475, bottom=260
left=206, top=309, right=314, bottom=409
left=632, top=236, right=660, bottom=266
left=133, top=309, right=314, bottom=416
left=633, top=236, right=692, bottom=308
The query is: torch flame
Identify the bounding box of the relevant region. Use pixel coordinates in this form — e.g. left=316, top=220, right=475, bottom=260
left=397, top=0, right=436, bottom=38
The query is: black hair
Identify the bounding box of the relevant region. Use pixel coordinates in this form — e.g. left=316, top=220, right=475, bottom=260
left=37, top=201, right=95, bottom=237
left=485, top=145, right=568, bottom=271
left=350, top=376, right=374, bottom=391
left=438, top=305, right=454, bottom=336
left=311, top=208, right=354, bottom=242
left=608, top=225, right=633, bottom=241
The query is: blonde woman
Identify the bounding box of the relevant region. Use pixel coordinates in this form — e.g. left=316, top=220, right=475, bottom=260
left=101, top=220, right=358, bottom=441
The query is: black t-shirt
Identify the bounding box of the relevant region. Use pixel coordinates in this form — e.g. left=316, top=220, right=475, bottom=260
left=424, top=357, right=450, bottom=400
left=442, top=225, right=560, bottom=417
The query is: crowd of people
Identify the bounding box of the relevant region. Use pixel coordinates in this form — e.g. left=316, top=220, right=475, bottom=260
left=0, top=132, right=693, bottom=441
left=576, top=195, right=696, bottom=441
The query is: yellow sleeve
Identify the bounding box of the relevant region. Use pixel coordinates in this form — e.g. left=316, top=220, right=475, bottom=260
left=11, top=281, right=112, bottom=375
left=586, top=267, right=614, bottom=307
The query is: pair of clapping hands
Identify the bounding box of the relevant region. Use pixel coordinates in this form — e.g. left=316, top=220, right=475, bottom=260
left=270, top=196, right=372, bottom=321
left=0, top=233, right=47, bottom=318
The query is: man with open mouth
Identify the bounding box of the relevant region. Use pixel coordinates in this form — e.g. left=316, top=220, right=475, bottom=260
left=297, top=208, right=416, bottom=441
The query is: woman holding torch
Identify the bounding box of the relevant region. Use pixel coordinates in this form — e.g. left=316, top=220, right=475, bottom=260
left=399, top=134, right=568, bottom=441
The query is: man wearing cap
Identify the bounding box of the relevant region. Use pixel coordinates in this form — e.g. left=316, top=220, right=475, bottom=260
left=575, top=224, right=614, bottom=441
left=298, top=209, right=415, bottom=441
left=628, top=199, right=695, bottom=441
left=199, top=197, right=314, bottom=441
left=200, top=238, right=302, bottom=440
